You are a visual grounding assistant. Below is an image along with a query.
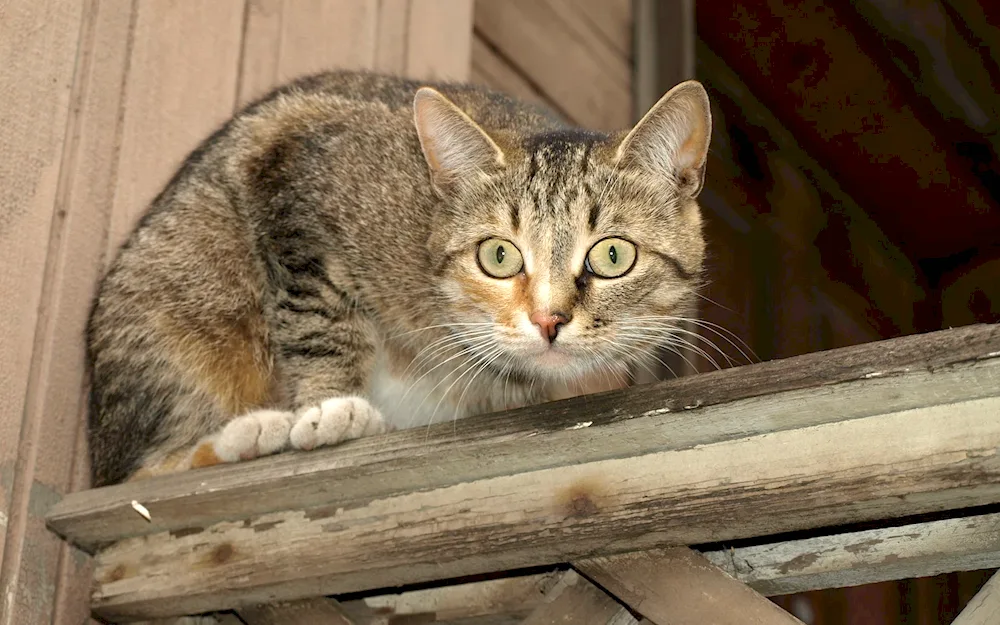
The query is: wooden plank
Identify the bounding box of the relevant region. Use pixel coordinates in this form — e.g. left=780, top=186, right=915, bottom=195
left=237, top=598, right=355, bottom=624
left=577, top=548, right=803, bottom=625
left=356, top=571, right=563, bottom=622
left=352, top=511, right=1000, bottom=620
left=44, top=2, right=136, bottom=624
left=953, top=571, right=1000, bottom=625
left=404, top=0, right=473, bottom=81
left=0, top=0, right=88, bottom=622
left=47, top=326, right=1000, bottom=619
left=274, top=0, right=378, bottom=83
left=374, top=0, right=410, bottom=74
left=237, top=0, right=285, bottom=106
left=470, top=36, right=549, bottom=108
left=106, top=0, right=244, bottom=255
left=520, top=571, right=636, bottom=625
left=701, top=511, right=1000, bottom=597
left=474, top=0, right=631, bottom=130
left=49, top=323, right=1000, bottom=548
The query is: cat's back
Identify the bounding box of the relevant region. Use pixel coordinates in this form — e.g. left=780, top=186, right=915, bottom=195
left=243, top=70, right=565, bottom=134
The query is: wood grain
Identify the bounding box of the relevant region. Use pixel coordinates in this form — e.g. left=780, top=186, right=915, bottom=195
left=106, top=0, right=244, bottom=254
left=702, top=511, right=1000, bottom=597
left=356, top=570, right=563, bottom=622
left=474, top=0, right=631, bottom=130
left=404, top=0, right=473, bottom=81
left=953, top=571, right=1000, bottom=625
left=470, top=36, right=549, bottom=109
left=39, top=3, right=137, bottom=624
left=0, top=1, right=88, bottom=622
left=50, top=326, right=1000, bottom=620
left=276, top=0, right=378, bottom=83
left=577, top=548, right=803, bottom=625
left=520, top=571, right=635, bottom=625
left=237, top=597, right=355, bottom=624
left=48, top=323, right=1000, bottom=549
left=342, top=510, right=1000, bottom=620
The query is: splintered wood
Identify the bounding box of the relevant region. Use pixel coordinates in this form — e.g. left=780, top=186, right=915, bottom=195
left=43, top=324, right=1000, bottom=621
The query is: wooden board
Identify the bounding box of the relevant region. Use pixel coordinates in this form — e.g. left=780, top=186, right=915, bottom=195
left=520, top=571, right=635, bottom=625
left=577, top=548, right=803, bottom=625
left=43, top=325, right=1000, bottom=619
left=703, top=511, right=1000, bottom=597
left=106, top=0, right=245, bottom=254
left=341, top=510, right=1000, bottom=622
left=953, top=571, right=1000, bottom=625
left=29, top=3, right=137, bottom=624
left=474, top=0, right=631, bottom=130
left=48, top=323, right=1000, bottom=548
left=0, top=1, right=89, bottom=623
left=356, top=570, right=563, bottom=622
left=237, top=598, right=355, bottom=624
left=470, top=36, right=550, bottom=108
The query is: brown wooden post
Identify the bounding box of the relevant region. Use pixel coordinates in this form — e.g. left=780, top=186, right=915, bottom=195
left=577, top=548, right=803, bottom=625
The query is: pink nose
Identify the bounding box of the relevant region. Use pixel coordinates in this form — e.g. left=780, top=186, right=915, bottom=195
left=530, top=311, right=570, bottom=343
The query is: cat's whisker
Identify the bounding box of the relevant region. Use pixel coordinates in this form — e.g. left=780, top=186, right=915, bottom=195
left=628, top=315, right=758, bottom=364
left=387, top=321, right=494, bottom=340
left=616, top=330, right=721, bottom=371
left=399, top=336, right=497, bottom=426
left=618, top=319, right=739, bottom=366
left=401, top=328, right=496, bottom=380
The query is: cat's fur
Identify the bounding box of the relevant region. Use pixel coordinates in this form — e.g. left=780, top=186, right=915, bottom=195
left=86, top=71, right=711, bottom=487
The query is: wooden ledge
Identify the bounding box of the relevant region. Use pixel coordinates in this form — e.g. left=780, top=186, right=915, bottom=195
left=45, top=324, right=1000, bottom=620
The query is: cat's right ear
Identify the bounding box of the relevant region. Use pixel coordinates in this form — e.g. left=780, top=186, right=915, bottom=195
left=413, top=87, right=505, bottom=193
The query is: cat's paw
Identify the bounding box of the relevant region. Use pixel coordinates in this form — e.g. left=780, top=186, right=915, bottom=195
left=289, top=396, right=387, bottom=451
left=212, top=409, right=294, bottom=462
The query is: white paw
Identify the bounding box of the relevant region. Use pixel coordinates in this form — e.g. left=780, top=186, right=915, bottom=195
left=289, top=396, right=387, bottom=451
left=213, top=409, right=294, bottom=462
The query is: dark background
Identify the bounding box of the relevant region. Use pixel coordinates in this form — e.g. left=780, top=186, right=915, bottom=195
left=689, top=1, right=999, bottom=622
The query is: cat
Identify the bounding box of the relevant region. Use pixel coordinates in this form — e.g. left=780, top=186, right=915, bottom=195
left=86, top=70, right=711, bottom=487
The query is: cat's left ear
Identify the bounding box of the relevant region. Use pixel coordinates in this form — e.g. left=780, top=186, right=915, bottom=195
left=413, top=87, right=505, bottom=193
left=615, top=80, right=711, bottom=198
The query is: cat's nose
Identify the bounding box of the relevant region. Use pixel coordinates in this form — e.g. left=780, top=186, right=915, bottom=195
left=530, top=311, right=571, bottom=343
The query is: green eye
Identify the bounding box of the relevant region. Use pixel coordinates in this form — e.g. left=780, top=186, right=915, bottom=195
left=477, top=238, right=524, bottom=278
left=586, top=237, right=637, bottom=278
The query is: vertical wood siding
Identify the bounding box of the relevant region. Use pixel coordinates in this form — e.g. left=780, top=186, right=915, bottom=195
left=0, top=1, right=471, bottom=621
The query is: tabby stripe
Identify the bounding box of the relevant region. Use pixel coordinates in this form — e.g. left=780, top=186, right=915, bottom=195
left=651, top=251, right=696, bottom=281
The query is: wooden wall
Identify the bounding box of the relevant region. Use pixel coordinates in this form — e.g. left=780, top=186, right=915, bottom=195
left=471, top=0, right=633, bottom=131
left=0, top=1, right=471, bottom=622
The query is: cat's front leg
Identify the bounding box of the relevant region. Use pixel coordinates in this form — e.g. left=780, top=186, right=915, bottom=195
left=272, top=285, right=388, bottom=452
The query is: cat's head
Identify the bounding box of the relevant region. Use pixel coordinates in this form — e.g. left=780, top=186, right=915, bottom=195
left=413, top=82, right=710, bottom=382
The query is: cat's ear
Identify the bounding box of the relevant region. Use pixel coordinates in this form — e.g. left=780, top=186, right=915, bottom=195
left=615, top=80, right=711, bottom=198
left=413, top=87, right=505, bottom=192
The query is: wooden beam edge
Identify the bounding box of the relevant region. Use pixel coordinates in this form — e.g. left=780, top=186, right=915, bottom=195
left=47, top=325, right=1000, bottom=551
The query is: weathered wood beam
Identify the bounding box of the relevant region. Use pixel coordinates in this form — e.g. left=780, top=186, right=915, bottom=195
left=236, top=598, right=355, bottom=625
left=345, top=509, right=1000, bottom=621
left=354, top=571, right=564, bottom=623
left=577, top=548, right=803, bottom=625
left=43, top=325, right=1000, bottom=620
left=520, top=571, right=635, bottom=625
left=952, top=571, right=1000, bottom=625
left=703, top=511, right=1000, bottom=597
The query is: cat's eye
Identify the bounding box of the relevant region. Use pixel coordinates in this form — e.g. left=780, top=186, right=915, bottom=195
left=586, top=238, right=637, bottom=278
left=477, top=238, right=524, bottom=278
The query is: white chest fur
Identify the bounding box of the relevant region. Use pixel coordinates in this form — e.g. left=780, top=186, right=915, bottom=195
left=367, top=343, right=536, bottom=431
